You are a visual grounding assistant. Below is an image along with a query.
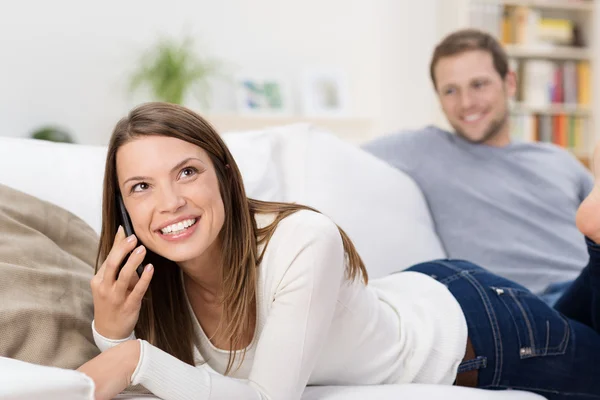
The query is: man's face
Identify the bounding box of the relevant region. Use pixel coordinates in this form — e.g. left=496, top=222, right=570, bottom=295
left=434, top=50, right=516, bottom=146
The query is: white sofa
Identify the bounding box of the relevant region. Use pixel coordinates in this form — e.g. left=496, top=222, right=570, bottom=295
left=0, top=124, right=545, bottom=400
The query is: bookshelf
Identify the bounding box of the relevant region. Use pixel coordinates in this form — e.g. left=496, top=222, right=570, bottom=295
left=512, top=102, right=591, bottom=115
left=436, top=0, right=597, bottom=167
left=480, top=0, right=594, bottom=11
left=504, top=44, right=592, bottom=60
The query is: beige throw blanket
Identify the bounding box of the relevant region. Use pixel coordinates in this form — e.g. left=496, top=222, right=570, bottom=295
left=0, top=184, right=100, bottom=369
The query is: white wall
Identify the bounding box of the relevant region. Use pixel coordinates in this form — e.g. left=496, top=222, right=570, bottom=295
left=379, top=0, right=440, bottom=135
left=0, top=0, right=440, bottom=145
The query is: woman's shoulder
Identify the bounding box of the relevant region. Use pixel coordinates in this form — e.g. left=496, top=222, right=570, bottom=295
left=255, top=209, right=346, bottom=297
left=256, top=209, right=340, bottom=240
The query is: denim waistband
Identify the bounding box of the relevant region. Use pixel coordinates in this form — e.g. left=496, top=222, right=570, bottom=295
left=405, top=259, right=505, bottom=386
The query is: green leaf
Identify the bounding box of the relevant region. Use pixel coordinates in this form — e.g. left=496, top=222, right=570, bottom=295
left=128, top=35, right=224, bottom=106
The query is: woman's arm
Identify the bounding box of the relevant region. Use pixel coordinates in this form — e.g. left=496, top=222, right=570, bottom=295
left=92, top=320, right=136, bottom=351
left=132, top=340, right=265, bottom=399
left=88, top=211, right=345, bottom=400
left=80, top=338, right=264, bottom=400
left=76, top=340, right=140, bottom=400
left=132, top=212, right=345, bottom=400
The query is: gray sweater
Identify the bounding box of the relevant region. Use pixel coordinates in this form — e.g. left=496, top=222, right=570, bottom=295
left=363, top=126, right=594, bottom=293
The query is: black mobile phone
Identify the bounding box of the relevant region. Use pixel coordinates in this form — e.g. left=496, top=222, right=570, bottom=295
left=117, top=193, right=145, bottom=278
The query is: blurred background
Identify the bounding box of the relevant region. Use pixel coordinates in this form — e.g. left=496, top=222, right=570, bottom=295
left=1, top=0, right=598, bottom=164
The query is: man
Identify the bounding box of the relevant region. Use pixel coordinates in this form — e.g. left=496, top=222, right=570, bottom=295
left=363, top=29, right=593, bottom=297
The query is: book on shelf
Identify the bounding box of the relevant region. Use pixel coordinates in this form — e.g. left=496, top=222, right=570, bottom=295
left=516, top=59, right=591, bottom=107
left=511, top=113, right=587, bottom=151
left=578, top=60, right=591, bottom=105
left=469, top=1, right=586, bottom=48
left=467, top=0, right=593, bottom=167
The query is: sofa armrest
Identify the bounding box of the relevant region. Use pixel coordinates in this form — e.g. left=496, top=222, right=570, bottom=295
left=0, top=357, right=94, bottom=400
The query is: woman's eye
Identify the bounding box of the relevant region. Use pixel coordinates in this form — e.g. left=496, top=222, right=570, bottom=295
left=132, top=182, right=149, bottom=193
left=179, top=167, right=198, bottom=179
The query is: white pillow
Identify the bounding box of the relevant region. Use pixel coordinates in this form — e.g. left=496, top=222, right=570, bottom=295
left=0, top=357, right=94, bottom=400
left=222, top=129, right=285, bottom=202
left=0, top=136, right=106, bottom=233
left=251, top=124, right=447, bottom=278
left=0, top=134, right=284, bottom=234
left=0, top=126, right=445, bottom=277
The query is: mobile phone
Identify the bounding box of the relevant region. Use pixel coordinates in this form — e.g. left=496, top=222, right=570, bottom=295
left=117, top=193, right=145, bottom=278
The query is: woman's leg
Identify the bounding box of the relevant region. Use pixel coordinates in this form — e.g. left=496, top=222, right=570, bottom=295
left=553, top=240, right=600, bottom=331
left=554, top=145, right=600, bottom=332
left=406, top=260, right=600, bottom=399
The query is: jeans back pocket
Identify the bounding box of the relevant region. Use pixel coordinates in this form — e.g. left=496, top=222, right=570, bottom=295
left=492, top=286, right=570, bottom=358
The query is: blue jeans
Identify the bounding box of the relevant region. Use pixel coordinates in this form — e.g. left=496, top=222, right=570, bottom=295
left=405, top=238, right=600, bottom=400
left=540, top=281, right=573, bottom=307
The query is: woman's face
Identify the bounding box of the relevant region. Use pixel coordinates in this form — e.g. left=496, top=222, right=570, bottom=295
left=116, top=135, right=225, bottom=266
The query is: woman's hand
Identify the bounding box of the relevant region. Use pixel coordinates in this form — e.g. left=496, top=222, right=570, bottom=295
left=91, top=226, right=154, bottom=339
left=77, top=340, right=141, bottom=400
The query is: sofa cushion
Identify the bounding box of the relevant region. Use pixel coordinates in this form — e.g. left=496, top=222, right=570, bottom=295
left=0, top=135, right=283, bottom=234
left=0, top=357, right=545, bottom=400
left=302, top=384, right=546, bottom=399
left=0, top=126, right=446, bottom=277
left=0, top=184, right=100, bottom=369
left=223, top=129, right=285, bottom=203
left=0, top=137, right=107, bottom=234
left=0, top=357, right=94, bottom=400
left=300, top=126, right=447, bottom=277
left=222, top=124, right=446, bottom=278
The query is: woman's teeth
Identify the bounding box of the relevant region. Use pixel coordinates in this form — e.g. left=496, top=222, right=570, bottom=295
left=161, top=218, right=197, bottom=235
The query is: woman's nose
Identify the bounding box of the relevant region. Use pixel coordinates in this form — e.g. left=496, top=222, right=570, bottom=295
left=157, top=187, right=186, bottom=213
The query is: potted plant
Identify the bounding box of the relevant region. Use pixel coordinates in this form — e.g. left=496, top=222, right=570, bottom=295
left=30, top=126, right=74, bottom=143
left=129, top=35, right=223, bottom=108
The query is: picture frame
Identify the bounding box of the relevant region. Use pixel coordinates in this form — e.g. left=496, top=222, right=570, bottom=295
left=301, top=69, right=349, bottom=117
left=235, top=76, right=292, bottom=115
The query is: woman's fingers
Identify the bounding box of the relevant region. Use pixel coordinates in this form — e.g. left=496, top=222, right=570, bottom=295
left=93, top=226, right=124, bottom=280
left=115, top=245, right=146, bottom=292
left=128, top=264, right=154, bottom=304
left=103, top=231, right=138, bottom=283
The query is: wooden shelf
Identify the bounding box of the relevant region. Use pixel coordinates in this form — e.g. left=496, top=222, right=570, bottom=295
left=505, top=44, right=592, bottom=60
left=511, top=103, right=591, bottom=115
left=480, top=0, right=594, bottom=11
left=205, top=113, right=375, bottom=143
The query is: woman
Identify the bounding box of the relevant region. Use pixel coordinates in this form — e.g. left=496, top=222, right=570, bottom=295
left=78, top=102, right=600, bottom=400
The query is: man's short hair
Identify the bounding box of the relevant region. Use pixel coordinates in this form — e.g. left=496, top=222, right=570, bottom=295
left=430, top=29, right=509, bottom=89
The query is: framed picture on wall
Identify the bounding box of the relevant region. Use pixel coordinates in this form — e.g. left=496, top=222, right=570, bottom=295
left=235, top=76, right=292, bottom=115
left=301, top=69, right=349, bottom=117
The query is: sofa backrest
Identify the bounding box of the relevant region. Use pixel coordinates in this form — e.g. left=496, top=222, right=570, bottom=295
left=222, top=124, right=446, bottom=277
left=0, top=136, right=107, bottom=233
left=0, top=126, right=445, bottom=277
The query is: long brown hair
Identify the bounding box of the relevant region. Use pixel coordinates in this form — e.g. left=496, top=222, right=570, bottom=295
left=97, top=102, right=368, bottom=373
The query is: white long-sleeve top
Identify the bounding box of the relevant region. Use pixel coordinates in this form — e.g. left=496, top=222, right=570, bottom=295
left=93, top=210, right=468, bottom=400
